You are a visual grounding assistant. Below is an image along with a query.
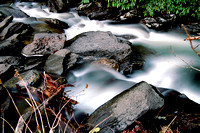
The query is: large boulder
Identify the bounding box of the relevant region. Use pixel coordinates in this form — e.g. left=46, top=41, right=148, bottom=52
left=87, top=81, right=164, bottom=132
left=65, top=31, right=132, bottom=73
left=22, top=33, right=66, bottom=57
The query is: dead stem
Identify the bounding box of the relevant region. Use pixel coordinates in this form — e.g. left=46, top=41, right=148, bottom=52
left=0, top=117, right=15, bottom=133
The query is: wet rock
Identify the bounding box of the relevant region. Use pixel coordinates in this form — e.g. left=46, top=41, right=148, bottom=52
left=77, top=2, right=119, bottom=20
left=0, top=16, right=13, bottom=31
left=66, top=31, right=132, bottom=63
left=37, top=18, right=69, bottom=29
left=31, top=23, right=65, bottom=34
left=47, top=0, right=67, bottom=13
left=141, top=14, right=176, bottom=31
left=91, top=58, right=119, bottom=71
left=0, top=56, right=20, bottom=65
left=0, top=64, right=12, bottom=76
left=44, top=49, right=70, bottom=76
left=87, top=81, right=164, bottom=132
left=22, top=33, right=66, bottom=57
left=184, top=23, right=200, bottom=34
left=0, top=22, right=31, bottom=40
left=0, top=39, right=23, bottom=55
left=4, top=69, right=40, bottom=93
left=0, top=6, right=29, bottom=18
left=64, top=52, right=80, bottom=70
left=47, top=0, right=81, bottom=13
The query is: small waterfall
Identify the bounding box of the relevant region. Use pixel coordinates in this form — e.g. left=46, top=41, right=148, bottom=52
left=12, top=2, right=200, bottom=113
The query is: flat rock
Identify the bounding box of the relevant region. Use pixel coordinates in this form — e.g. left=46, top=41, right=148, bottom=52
left=22, top=33, right=66, bottom=57
left=87, top=81, right=164, bottom=132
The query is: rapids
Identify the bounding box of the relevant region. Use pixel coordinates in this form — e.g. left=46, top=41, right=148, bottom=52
left=12, top=2, right=200, bottom=114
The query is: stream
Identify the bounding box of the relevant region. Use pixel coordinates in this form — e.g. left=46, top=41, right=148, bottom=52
left=12, top=2, right=200, bottom=114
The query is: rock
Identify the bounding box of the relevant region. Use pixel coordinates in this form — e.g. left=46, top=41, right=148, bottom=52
left=0, top=6, right=29, bottom=18
left=64, top=52, right=80, bottom=70
left=47, top=0, right=81, bottom=13
left=47, top=0, right=67, bottom=13
left=4, top=69, right=40, bottom=93
left=0, top=39, right=23, bottom=55
left=0, top=56, right=20, bottom=65
left=37, top=18, right=69, bottom=29
left=184, top=23, right=200, bottom=34
left=77, top=2, right=119, bottom=20
left=0, top=16, right=13, bottom=31
left=91, top=58, right=119, bottom=71
left=0, top=22, right=31, bottom=40
left=0, top=64, right=12, bottom=76
left=22, top=33, right=66, bottom=57
left=30, top=23, right=65, bottom=34
left=141, top=14, right=176, bottom=31
left=44, top=49, right=70, bottom=75
left=87, top=81, right=164, bottom=132
left=66, top=31, right=132, bottom=63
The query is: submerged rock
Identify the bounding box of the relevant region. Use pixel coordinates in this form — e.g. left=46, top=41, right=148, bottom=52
left=37, top=18, right=69, bottom=29
left=22, top=33, right=66, bottom=57
left=91, top=58, right=119, bottom=71
left=87, top=81, right=164, bottom=132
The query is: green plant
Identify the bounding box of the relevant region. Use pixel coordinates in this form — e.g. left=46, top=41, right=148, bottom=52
left=81, top=0, right=200, bottom=19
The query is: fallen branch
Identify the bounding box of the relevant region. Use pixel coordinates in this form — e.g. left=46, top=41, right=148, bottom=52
left=182, top=24, right=200, bottom=56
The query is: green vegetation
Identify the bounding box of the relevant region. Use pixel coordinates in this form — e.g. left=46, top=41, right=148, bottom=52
left=81, top=0, right=200, bottom=19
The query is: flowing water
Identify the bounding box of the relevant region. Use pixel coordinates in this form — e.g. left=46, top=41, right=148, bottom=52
left=12, top=2, right=200, bottom=114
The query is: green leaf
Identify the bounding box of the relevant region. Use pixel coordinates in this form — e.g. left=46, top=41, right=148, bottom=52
left=91, top=127, right=100, bottom=133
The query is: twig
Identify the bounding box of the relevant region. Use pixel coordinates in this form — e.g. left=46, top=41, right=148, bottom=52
left=170, top=47, right=200, bottom=72
left=164, top=115, right=177, bottom=133
left=0, top=117, right=15, bottom=133
left=89, top=113, right=115, bottom=133
left=182, top=24, right=200, bottom=56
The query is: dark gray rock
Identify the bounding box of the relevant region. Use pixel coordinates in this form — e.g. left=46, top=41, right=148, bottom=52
left=0, top=64, right=11, bottom=75
left=0, top=22, right=31, bottom=40
left=141, top=14, right=176, bottom=31
left=47, top=0, right=81, bottom=13
left=66, top=31, right=132, bottom=63
left=47, top=0, right=67, bottom=13
left=0, top=16, right=13, bottom=31
left=0, top=56, right=20, bottom=65
left=0, top=39, right=23, bottom=55
left=44, top=49, right=70, bottom=75
left=4, top=69, right=40, bottom=93
left=64, top=52, right=80, bottom=70
left=0, top=6, right=29, bottom=18
left=87, top=81, right=164, bottom=132
left=22, top=33, right=66, bottom=57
